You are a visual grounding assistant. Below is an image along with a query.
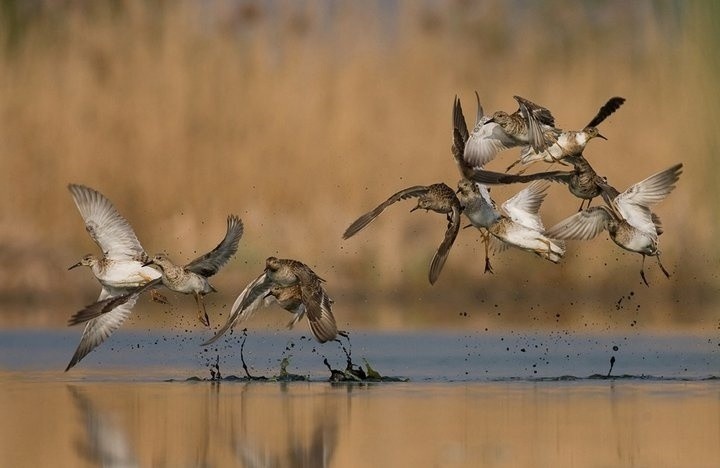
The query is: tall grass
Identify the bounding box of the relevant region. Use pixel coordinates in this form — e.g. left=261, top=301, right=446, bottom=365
left=0, top=0, right=716, bottom=328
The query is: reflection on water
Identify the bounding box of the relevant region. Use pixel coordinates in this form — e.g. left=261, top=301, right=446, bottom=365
left=69, top=386, right=139, bottom=468
left=0, top=378, right=718, bottom=467
left=0, top=329, right=718, bottom=466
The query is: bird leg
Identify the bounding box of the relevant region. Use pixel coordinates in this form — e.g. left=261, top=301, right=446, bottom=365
left=150, top=289, right=169, bottom=304
left=505, top=159, right=521, bottom=173
left=656, top=254, right=671, bottom=278
left=640, top=255, right=649, bottom=287
left=577, top=199, right=586, bottom=212
left=194, top=292, right=210, bottom=327
left=482, top=231, right=494, bottom=274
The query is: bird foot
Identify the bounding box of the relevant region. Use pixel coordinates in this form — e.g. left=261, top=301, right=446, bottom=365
left=640, top=270, right=650, bottom=287
left=198, top=310, right=210, bottom=327
left=150, top=290, right=169, bottom=305
left=484, top=258, right=494, bottom=274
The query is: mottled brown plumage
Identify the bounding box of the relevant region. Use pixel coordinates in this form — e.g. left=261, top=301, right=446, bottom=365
left=343, top=183, right=462, bottom=284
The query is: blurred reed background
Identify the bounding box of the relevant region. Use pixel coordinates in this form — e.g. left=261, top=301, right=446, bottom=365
left=0, top=0, right=717, bottom=330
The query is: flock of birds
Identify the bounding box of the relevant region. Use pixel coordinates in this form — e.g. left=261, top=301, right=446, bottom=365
left=65, top=93, right=683, bottom=372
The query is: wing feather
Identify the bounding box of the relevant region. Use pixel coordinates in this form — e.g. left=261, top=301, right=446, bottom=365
left=201, top=272, right=271, bottom=346
left=65, top=288, right=139, bottom=371
left=428, top=202, right=461, bottom=284
left=68, top=184, right=145, bottom=260
left=501, top=181, right=549, bottom=231
left=186, top=215, right=243, bottom=277
left=545, top=207, right=612, bottom=240
left=343, top=186, right=429, bottom=239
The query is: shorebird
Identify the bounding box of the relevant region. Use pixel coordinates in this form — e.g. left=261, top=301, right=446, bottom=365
left=452, top=96, right=562, bottom=270
left=456, top=179, right=565, bottom=266
left=343, top=183, right=462, bottom=284
left=142, top=214, right=243, bottom=327
left=545, top=163, right=683, bottom=286
left=203, top=257, right=338, bottom=344
left=456, top=94, right=558, bottom=171
left=506, top=96, right=626, bottom=171
left=66, top=183, right=166, bottom=371
left=470, top=153, right=616, bottom=211
left=69, top=215, right=244, bottom=334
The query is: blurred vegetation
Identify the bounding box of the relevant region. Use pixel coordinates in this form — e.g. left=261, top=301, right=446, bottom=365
left=0, top=0, right=717, bottom=329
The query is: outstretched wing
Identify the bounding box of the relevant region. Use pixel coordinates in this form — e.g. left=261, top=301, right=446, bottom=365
left=463, top=120, right=513, bottom=169
left=545, top=207, right=612, bottom=241
left=428, top=201, right=461, bottom=285
left=68, top=184, right=145, bottom=260
left=201, top=272, right=271, bottom=346
left=65, top=288, right=139, bottom=371
left=68, top=278, right=161, bottom=326
left=616, top=163, right=683, bottom=208
left=585, top=97, right=626, bottom=128
left=514, top=95, right=555, bottom=153
left=301, top=281, right=338, bottom=343
left=501, top=181, right=549, bottom=231
left=469, top=168, right=573, bottom=187
left=343, top=186, right=429, bottom=239
left=186, top=215, right=243, bottom=277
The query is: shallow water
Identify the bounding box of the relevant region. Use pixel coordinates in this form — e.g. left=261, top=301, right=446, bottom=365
left=1, top=330, right=718, bottom=467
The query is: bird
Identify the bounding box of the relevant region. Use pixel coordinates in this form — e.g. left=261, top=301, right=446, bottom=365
left=342, top=183, right=462, bottom=284
left=456, top=178, right=565, bottom=266
left=506, top=96, right=626, bottom=171
left=65, top=183, right=166, bottom=372
left=69, top=215, right=244, bottom=333
left=469, top=153, right=616, bottom=211
left=139, top=214, right=243, bottom=327
left=203, top=257, right=338, bottom=345
left=545, top=163, right=683, bottom=286
left=452, top=96, right=563, bottom=271
left=457, top=94, right=558, bottom=171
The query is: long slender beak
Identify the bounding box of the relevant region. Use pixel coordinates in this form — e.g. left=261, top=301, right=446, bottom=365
left=596, top=133, right=607, bottom=140
left=68, top=262, right=82, bottom=270
left=410, top=205, right=420, bottom=213
left=142, top=260, right=154, bottom=267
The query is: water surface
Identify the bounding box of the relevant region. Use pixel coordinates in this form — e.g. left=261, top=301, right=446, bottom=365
left=0, top=330, right=718, bottom=467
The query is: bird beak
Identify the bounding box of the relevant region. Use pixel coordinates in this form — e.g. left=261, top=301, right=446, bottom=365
left=596, top=133, right=607, bottom=140
left=485, top=117, right=495, bottom=124
left=142, top=260, right=154, bottom=267
left=68, top=261, right=81, bottom=270
left=410, top=205, right=420, bottom=213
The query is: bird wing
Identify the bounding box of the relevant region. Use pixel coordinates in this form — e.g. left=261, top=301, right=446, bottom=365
left=185, top=215, right=243, bottom=277
left=463, top=121, right=513, bottom=169
left=501, top=181, right=549, bottom=231
left=343, top=186, right=430, bottom=239
left=514, top=95, right=555, bottom=153
left=513, top=95, right=555, bottom=126
left=201, top=272, right=271, bottom=346
left=65, top=288, right=139, bottom=371
left=301, top=282, right=338, bottom=343
left=68, top=184, right=145, bottom=260
left=585, top=96, right=626, bottom=128
left=68, top=278, right=161, bottom=326
left=469, top=168, right=573, bottom=187
left=428, top=201, right=461, bottom=285
left=615, top=163, right=683, bottom=208
left=544, top=207, right=612, bottom=240
left=614, top=202, right=658, bottom=237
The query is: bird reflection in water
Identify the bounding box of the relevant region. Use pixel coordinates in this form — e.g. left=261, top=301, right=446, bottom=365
left=68, top=386, right=139, bottom=468
left=231, top=384, right=340, bottom=468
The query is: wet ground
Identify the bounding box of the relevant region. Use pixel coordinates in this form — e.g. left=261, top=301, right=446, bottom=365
left=0, top=329, right=718, bottom=467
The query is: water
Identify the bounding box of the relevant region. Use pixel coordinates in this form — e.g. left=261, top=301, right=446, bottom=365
left=0, top=329, right=718, bottom=467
